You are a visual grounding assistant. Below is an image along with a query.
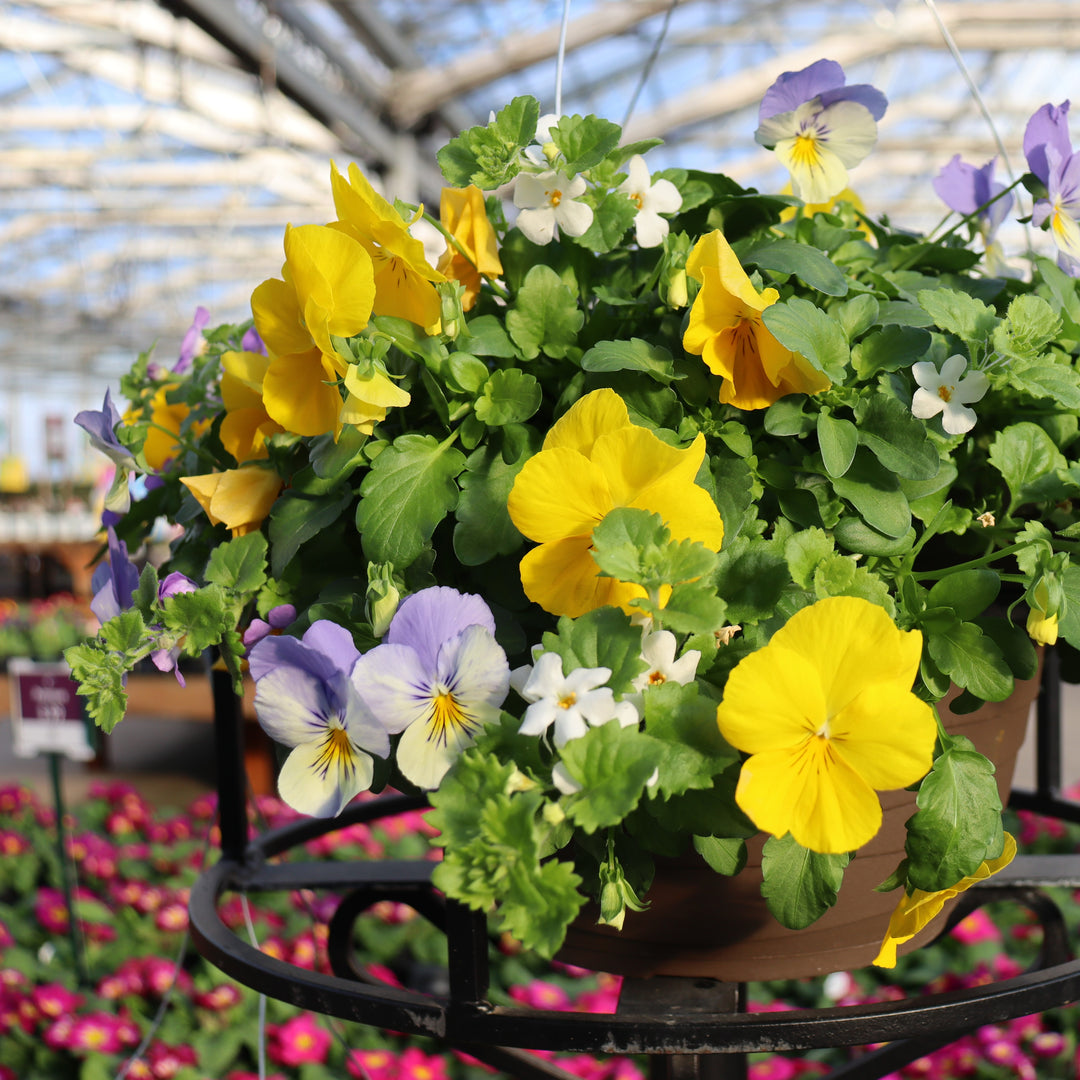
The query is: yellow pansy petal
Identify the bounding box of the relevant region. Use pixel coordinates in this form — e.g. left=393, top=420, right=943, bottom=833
left=717, top=647, right=827, bottom=753
left=209, top=466, right=282, bottom=535
left=263, top=350, right=343, bottom=437
left=251, top=277, right=311, bottom=358
left=508, top=446, right=612, bottom=545
left=589, top=426, right=705, bottom=508
left=520, top=537, right=642, bottom=619
left=340, top=394, right=385, bottom=433
left=343, top=366, right=411, bottom=410
left=181, top=473, right=224, bottom=526
left=776, top=138, right=851, bottom=205
left=370, top=255, right=443, bottom=328
left=737, top=741, right=883, bottom=854
left=627, top=474, right=725, bottom=552
left=829, top=682, right=936, bottom=792
left=220, top=408, right=281, bottom=463
left=542, top=387, right=632, bottom=454
left=686, top=230, right=767, bottom=313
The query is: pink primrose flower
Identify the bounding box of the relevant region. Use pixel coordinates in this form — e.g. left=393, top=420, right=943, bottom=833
left=32, top=982, right=85, bottom=1018
left=0, top=921, right=13, bottom=950
left=69, top=1012, right=124, bottom=1054
left=366, top=962, right=404, bottom=987
left=194, top=983, right=243, bottom=1010
left=1031, top=1030, right=1067, bottom=1058
left=509, top=979, right=572, bottom=1011
left=148, top=1040, right=198, bottom=1078
left=347, top=1048, right=400, bottom=1080
left=750, top=1058, right=799, bottom=1080
left=397, top=1046, right=449, bottom=1080
left=268, top=1013, right=332, bottom=1066
left=289, top=933, right=319, bottom=969
left=0, top=830, right=29, bottom=856
left=43, top=1014, right=77, bottom=1049
left=35, top=887, right=71, bottom=932
left=950, top=908, right=1000, bottom=945
left=154, top=902, right=190, bottom=932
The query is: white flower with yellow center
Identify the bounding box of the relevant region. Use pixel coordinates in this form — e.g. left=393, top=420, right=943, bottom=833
left=513, top=169, right=593, bottom=246
left=617, top=156, right=682, bottom=248
left=910, top=354, right=989, bottom=435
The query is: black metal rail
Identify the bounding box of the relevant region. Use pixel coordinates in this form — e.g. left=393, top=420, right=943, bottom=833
left=189, top=656, right=1080, bottom=1079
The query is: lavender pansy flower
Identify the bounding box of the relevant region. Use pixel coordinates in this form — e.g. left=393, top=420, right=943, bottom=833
left=89, top=527, right=140, bottom=625
left=933, top=155, right=1014, bottom=274
left=1023, top=101, right=1072, bottom=187
left=249, top=621, right=390, bottom=817
left=755, top=59, right=886, bottom=204
left=243, top=603, right=298, bottom=647
left=75, top=389, right=136, bottom=513
left=150, top=572, right=198, bottom=685
left=241, top=325, right=266, bottom=355
left=173, top=306, right=210, bottom=374
left=351, top=586, right=510, bottom=790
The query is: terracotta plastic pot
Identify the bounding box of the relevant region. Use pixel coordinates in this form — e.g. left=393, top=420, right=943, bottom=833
left=558, top=664, right=1043, bottom=981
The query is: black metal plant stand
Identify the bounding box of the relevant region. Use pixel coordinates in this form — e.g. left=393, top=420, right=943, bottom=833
left=189, top=652, right=1080, bottom=1080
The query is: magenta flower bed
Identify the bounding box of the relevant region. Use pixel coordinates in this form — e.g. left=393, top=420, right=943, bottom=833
left=1, top=781, right=1078, bottom=1079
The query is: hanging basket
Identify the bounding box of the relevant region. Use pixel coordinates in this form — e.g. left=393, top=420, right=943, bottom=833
left=558, top=664, right=1043, bottom=981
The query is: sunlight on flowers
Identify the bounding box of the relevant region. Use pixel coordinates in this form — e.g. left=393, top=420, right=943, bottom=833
left=437, top=185, right=503, bottom=310
left=180, top=466, right=282, bottom=537
left=683, top=230, right=830, bottom=409
left=873, top=833, right=1017, bottom=968
left=507, top=388, right=724, bottom=618
left=330, top=161, right=445, bottom=331
left=715, top=596, right=937, bottom=855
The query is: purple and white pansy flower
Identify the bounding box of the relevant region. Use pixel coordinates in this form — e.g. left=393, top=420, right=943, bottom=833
left=933, top=155, right=1015, bottom=277
left=75, top=390, right=136, bottom=513
left=89, top=526, right=140, bottom=626
left=351, top=587, right=510, bottom=790
left=249, top=621, right=390, bottom=817
left=150, top=572, right=199, bottom=685
left=755, top=58, right=887, bottom=204
left=1024, top=101, right=1080, bottom=275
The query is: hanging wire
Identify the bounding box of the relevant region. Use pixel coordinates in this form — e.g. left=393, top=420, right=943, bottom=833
left=621, top=0, right=681, bottom=130
left=242, top=894, right=269, bottom=1080
left=554, top=0, right=573, bottom=116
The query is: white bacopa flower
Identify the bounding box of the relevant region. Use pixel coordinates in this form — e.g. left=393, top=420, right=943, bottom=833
left=516, top=651, right=626, bottom=747
left=911, top=354, right=989, bottom=435
left=631, top=630, right=701, bottom=692
left=617, top=155, right=682, bottom=248
left=513, top=169, right=594, bottom=245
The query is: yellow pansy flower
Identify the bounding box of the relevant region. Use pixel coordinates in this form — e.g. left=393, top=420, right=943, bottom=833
left=181, top=466, right=282, bottom=537
left=683, top=230, right=831, bottom=410
left=251, top=223, right=392, bottom=438
left=716, top=596, right=936, bottom=855
left=127, top=384, right=210, bottom=472
left=1026, top=580, right=1060, bottom=646
left=437, top=186, right=503, bottom=310
left=219, top=350, right=284, bottom=463
left=507, top=388, right=724, bottom=618
left=873, top=833, right=1017, bottom=968
left=330, top=161, right=445, bottom=332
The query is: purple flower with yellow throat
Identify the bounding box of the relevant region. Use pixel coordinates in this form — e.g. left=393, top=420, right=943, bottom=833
left=1024, top=101, right=1080, bottom=275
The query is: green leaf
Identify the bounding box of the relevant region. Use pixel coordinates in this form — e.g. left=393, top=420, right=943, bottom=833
left=445, top=352, right=491, bottom=394
left=927, top=569, right=1000, bottom=622
left=1006, top=358, right=1080, bottom=409
left=269, top=491, right=352, bottom=579
left=917, top=287, right=997, bottom=344
left=453, top=444, right=530, bottom=565
left=550, top=113, right=622, bottom=174
left=160, top=584, right=231, bottom=654
left=738, top=238, right=848, bottom=296
left=764, top=396, right=814, bottom=437
left=133, top=562, right=159, bottom=620
left=925, top=618, right=1014, bottom=702
left=436, top=96, right=538, bottom=189
left=639, top=581, right=729, bottom=636
left=498, top=858, right=585, bottom=958
left=310, top=423, right=368, bottom=480
left=1055, top=564, right=1080, bottom=649
left=875, top=301, right=935, bottom=329
left=561, top=723, right=661, bottom=832
left=541, top=607, right=646, bottom=696
left=581, top=338, right=680, bottom=385
left=785, top=527, right=835, bottom=588
left=101, top=610, right=148, bottom=656
left=760, top=833, right=851, bottom=930
left=905, top=736, right=1002, bottom=892
left=714, top=538, right=790, bottom=623
left=205, top=532, right=269, bottom=593
left=818, top=412, right=858, bottom=477
left=462, top=314, right=518, bottom=358
left=693, top=835, right=747, bottom=875
left=833, top=518, right=915, bottom=557
left=475, top=368, right=543, bottom=425
left=356, top=433, right=466, bottom=566
left=505, top=264, right=584, bottom=359
left=832, top=451, right=911, bottom=539
left=834, top=294, right=880, bottom=341
left=576, top=191, right=637, bottom=252
left=988, top=422, right=1068, bottom=507
left=855, top=394, right=941, bottom=481
left=761, top=297, right=849, bottom=381
left=992, top=294, right=1062, bottom=361
left=852, top=325, right=933, bottom=379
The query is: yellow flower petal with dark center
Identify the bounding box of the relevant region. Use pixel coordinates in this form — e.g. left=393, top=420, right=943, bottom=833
left=330, top=162, right=444, bottom=331
left=508, top=388, right=724, bottom=618
left=873, top=834, right=1017, bottom=968
left=716, top=596, right=936, bottom=854
left=181, top=466, right=282, bottom=537
left=684, top=230, right=830, bottom=410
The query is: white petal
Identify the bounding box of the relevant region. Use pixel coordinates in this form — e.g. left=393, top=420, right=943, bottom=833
left=521, top=652, right=566, bottom=700
left=514, top=172, right=551, bottom=210
left=277, top=739, right=373, bottom=818
left=510, top=663, right=534, bottom=696
left=641, top=630, right=677, bottom=670
left=644, top=178, right=682, bottom=216
left=436, top=625, right=510, bottom=711
left=342, top=683, right=391, bottom=757
left=634, top=211, right=670, bottom=249
left=619, top=155, right=651, bottom=194
left=562, top=172, right=588, bottom=199
left=552, top=761, right=581, bottom=795
left=516, top=207, right=557, bottom=245
left=553, top=709, right=590, bottom=747
left=939, top=354, right=968, bottom=382
left=911, top=361, right=940, bottom=389
left=941, top=402, right=978, bottom=435
left=613, top=700, right=641, bottom=728
left=816, top=100, right=878, bottom=169
left=520, top=698, right=559, bottom=736
left=554, top=198, right=594, bottom=238
left=666, top=649, right=701, bottom=685
left=254, top=667, right=332, bottom=747
left=954, top=371, right=990, bottom=404
left=564, top=665, right=613, bottom=695
left=395, top=706, right=475, bottom=790
left=577, top=687, right=618, bottom=726
left=911, top=386, right=946, bottom=420
left=754, top=109, right=798, bottom=150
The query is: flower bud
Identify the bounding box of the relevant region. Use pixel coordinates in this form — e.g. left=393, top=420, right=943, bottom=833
left=365, top=562, right=400, bottom=638
left=666, top=268, right=688, bottom=309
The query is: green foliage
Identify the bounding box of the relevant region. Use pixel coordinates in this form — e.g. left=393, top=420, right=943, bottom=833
left=437, top=96, right=539, bottom=189
left=505, top=265, right=584, bottom=359
left=761, top=834, right=851, bottom=930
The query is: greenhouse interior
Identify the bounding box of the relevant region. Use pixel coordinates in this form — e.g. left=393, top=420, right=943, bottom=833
left=9, top=1, right=1080, bottom=1077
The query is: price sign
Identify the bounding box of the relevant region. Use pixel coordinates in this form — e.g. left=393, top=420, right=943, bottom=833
left=9, top=659, right=95, bottom=762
